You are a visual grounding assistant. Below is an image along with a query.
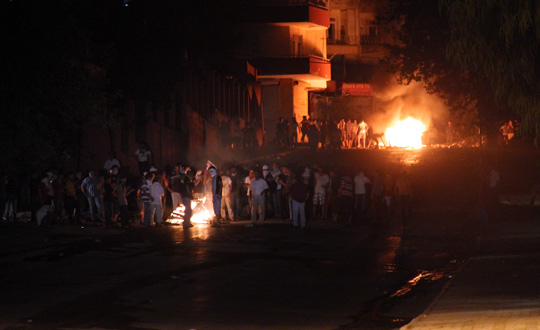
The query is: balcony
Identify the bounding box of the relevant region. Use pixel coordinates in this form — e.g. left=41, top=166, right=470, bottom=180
left=245, top=1, right=330, bottom=28
left=327, top=43, right=360, bottom=57
left=254, top=0, right=327, bottom=9
left=360, top=35, right=381, bottom=45
left=250, top=56, right=330, bottom=88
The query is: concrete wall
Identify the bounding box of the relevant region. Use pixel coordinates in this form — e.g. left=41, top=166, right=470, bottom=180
left=80, top=121, right=188, bottom=175
left=294, top=82, right=309, bottom=121
left=257, top=25, right=291, bottom=57
left=289, top=26, right=327, bottom=58
left=79, top=102, right=226, bottom=175
left=261, top=78, right=297, bottom=144
left=184, top=104, right=221, bottom=166
left=262, top=82, right=281, bottom=143
left=246, top=24, right=327, bottom=59
left=280, top=79, right=294, bottom=120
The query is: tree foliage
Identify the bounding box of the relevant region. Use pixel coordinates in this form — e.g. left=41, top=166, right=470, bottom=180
left=441, top=0, right=540, bottom=136
left=1, top=0, right=108, bottom=175
left=380, top=0, right=508, bottom=131
left=1, top=0, right=244, bottom=175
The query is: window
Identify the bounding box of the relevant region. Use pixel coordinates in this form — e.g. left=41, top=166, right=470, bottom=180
left=293, top=34, right=303, bottom=56
left=361, top=20, right=380, bottom=44
left=368, top=20, right=378, bottom=37
left=328, top=18, right=336, bottom=42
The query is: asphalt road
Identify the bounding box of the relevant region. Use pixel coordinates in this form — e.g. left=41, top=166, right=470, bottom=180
left=1, top=219, right=430, bottom=330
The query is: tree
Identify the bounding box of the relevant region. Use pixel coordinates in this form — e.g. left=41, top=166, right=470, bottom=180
left=1, top=0, right=108, bottom=175
left=1, top=0, right=245, bottom=175
left=380, top=0, right=509, bottom=138
left=441, top=0, right=540, bottom=139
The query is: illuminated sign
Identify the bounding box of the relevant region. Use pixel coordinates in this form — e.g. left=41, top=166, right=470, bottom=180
left=342, top=83, right=371, bottom=96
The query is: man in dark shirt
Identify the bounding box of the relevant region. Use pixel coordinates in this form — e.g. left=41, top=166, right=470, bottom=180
left=229, top=166, right=243, bottom=220
left=300, top=116, right=310, bottom=143
left=289, top=174, right=309, bottom=229
left=177, top=166, right=194, bottom=228
left=209, top=166, right=223, bottom=227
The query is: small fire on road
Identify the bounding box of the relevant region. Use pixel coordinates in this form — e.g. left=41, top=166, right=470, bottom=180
left=385, top=117, right=426, bottom=148
left=168, top=198, right=213, bottom=225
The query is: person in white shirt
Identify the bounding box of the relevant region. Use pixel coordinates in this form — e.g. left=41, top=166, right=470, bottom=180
left=220, top=169, right=234, bottom=221
left=249, top=169, right=269, bottom=225
left=312, top=167, right=330, bottom=219
left=104, top=151, right=121, bottom=172
left=358, top=120, right=369, bottom=149
left=149, top=174, right=165, bottom=227
left=141, top=172, right=153, bottom=227
left=354, top=170, right=370, bottom=216
left=134, top=143, right=152, bottom=175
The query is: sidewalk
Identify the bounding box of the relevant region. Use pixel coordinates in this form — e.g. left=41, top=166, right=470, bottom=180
left=401, top=220, right=540, bottom=330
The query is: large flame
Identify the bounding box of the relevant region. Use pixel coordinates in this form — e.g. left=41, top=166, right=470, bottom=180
left=385, top=117, right=426, bottom=148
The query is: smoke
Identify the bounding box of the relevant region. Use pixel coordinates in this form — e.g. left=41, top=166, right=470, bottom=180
left=187, top=149, right=254, bottom=173
left=368, top=76, right=449, bottom=133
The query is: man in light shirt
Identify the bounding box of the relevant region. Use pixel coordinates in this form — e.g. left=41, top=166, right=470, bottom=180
left=312, top=167, right=329, bottom=219
left=81, top=169, right=102, bottom=223
left=249, top=169, right=269, bottom=226
left=358, top=120, right=369, bottom=149
left=220, top=169, right=234, bottom=222
left=354, top=170, right=370, bottom=217
left=104, top=151, right=121, bottom=173
left=141, top=172, right=153, bottom=227
left=149, top=174, right=165, bottom=227
left=134, top=143, right=152, bottom=175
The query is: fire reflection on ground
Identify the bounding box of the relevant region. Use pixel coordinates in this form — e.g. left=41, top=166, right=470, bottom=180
left=167, top=198, right=215, bottom=240
left=395, top=149, right=423, bottom=166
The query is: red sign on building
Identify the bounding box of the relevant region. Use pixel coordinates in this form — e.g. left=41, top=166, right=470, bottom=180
left=342, top=83, right=371, bottom=96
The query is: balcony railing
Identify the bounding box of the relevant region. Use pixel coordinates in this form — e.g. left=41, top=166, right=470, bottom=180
left=250, top=56, right=330, bottom=80
left=360, top=35, right=381, bottom=45
left=243, top=1, right=329, bottom=27
left=328, top=36, right=381, bottom=45
left=254, top=0, right=328, bottom=9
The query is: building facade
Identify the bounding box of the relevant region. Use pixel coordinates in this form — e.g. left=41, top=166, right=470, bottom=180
left=80, top=64, right=257, bottom=172
left=310, top=0, right=388, bottom=121
left=237, top=0, right=332, bottom=143
left=80, top=1, right=336, bottom=171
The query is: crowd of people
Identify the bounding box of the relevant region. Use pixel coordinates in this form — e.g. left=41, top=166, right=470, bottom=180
left=220, top=114, right=520, bottom=152
left=274, top=116, right=377, bottom=151
left=2, top=113, right=519, bottom=230
left=1, top=146, right=417, bottom=232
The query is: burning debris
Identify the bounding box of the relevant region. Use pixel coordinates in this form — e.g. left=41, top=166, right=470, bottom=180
left=168, top=197, right=214, bottom=225
left=378, top=117, right=483, bottom=149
